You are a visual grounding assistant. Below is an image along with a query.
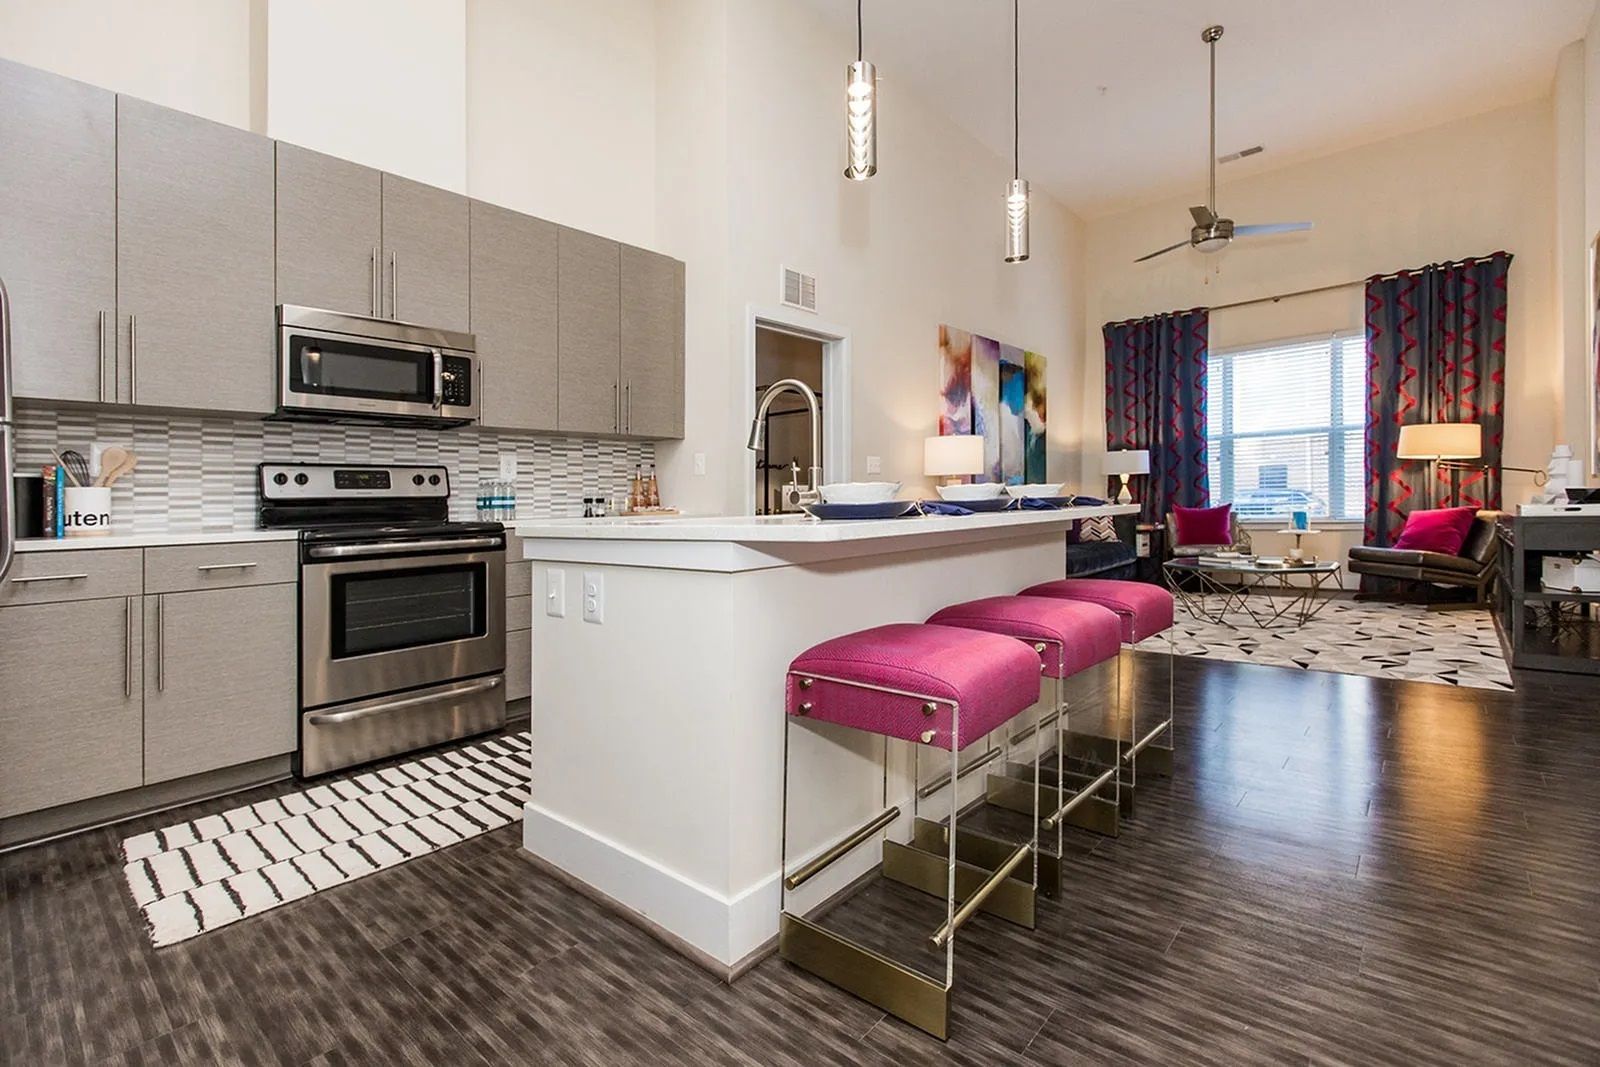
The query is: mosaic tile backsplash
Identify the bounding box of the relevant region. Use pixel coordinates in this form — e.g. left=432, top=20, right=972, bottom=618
left=15, top=406, right=655, bottom=533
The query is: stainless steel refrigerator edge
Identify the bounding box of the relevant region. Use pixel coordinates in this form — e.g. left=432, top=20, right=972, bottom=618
left=0, top=277, right=16, bottom=583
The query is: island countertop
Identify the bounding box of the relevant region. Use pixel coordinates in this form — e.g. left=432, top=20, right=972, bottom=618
left=513, top=502, right=1139, bottom=544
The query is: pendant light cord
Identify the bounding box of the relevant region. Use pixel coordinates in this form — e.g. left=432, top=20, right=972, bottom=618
left=1012, top=0, right=1020, bottom=179
left=857, top=0, right=863, bottom=62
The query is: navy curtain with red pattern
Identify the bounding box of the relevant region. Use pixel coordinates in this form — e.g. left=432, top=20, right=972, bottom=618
left=1103, top=309, right=1209, bottom=523
left=1364, top=252, right=1511, bottom=548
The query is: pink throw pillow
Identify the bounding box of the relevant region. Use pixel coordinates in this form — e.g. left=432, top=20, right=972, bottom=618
left=1172, top=503, right=1232, bottom=546
left=1393, top=506, right=1478, bottom=555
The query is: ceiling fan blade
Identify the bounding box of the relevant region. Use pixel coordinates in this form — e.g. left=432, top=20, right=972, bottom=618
left=1234, top=221, right=1313, bottom=237
left=1188, top=205, right=1215, bottom=227
left=1218, top=145, right=1264, bottom=164
left=1134, top=239, right=1192, bottom=263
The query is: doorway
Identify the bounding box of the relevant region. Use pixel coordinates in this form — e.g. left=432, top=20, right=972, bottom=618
left=743, top=307, right=851, bottom=516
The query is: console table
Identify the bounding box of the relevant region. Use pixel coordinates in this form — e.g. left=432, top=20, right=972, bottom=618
left=1494, top=513, right=1600, bottom=675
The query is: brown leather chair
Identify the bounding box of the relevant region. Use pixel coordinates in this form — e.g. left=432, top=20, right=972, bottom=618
left=1348, top=510, right=1502, bottom=605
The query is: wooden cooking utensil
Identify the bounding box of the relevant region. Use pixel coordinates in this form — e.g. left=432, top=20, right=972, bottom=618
left=100, top=451, right=139, bottom=488
left=95, top=446, right=129, bottom=487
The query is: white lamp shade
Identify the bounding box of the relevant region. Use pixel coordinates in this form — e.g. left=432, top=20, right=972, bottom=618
left=924, top=435, right=986, bottom=477
left=1396, top=422, right=1481, bottom=460
left=1102, top=449, right=1151, bottom=476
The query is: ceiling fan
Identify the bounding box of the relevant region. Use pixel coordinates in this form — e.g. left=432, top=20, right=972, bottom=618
left=1136, top=25, right=1312, bottom=263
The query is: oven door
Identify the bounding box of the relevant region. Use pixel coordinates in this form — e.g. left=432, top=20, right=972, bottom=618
left=302, top=542, right=506, bottom=709
left=279, top=324, right=478, bottom=424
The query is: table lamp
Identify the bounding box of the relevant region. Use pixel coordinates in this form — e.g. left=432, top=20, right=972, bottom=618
left=1102, top=449, right=1150, bottom=504
left=1397, top=423, right=1480, bottom=508
left=924, top=434, right=985, bottom=486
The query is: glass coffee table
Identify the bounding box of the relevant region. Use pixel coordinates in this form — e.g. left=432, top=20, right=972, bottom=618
left=1163, top=556, right=1342, bottom=628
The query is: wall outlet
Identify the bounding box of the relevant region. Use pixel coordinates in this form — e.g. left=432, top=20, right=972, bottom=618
left=694, top=452, right=706, bottom=476
left=545, top=568, right=566, bottom=618
left=865, top=455, right=882, bottom=474
left=582, top=571, right=604, bottom=624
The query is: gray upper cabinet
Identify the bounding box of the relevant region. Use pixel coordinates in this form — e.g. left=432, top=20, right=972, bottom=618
left=0, top=597, right=143, bottom=819
left=557, top=227, right=622, bottom=435
left=621, top=246, right=686, bottom=439
left=470, top=201, right=558, bottom=431
left=117, top=96, right=276, bottom=413
left=0, top=59, right=116, bottom=404
left=382, top=173, right=469, bottom=331
left=276, top=143, right=383, bottom=317
left=142, top=584, right=297, bottom=785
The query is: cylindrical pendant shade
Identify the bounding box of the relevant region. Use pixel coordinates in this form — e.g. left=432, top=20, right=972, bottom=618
left=1004, top=178, right=1030, bottom=262
left=844, top=60, right=877, bottom=181
left=924, top=435, right=985, bottom=477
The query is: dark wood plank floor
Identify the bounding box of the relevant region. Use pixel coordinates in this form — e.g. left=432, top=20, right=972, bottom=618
left=4, top=651, right=1599, bottom=1066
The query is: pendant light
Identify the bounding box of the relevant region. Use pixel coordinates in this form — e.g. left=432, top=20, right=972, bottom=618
left=844, top=0, right=877, bottom=180
left=1003, top=0, right=1030, bottom=262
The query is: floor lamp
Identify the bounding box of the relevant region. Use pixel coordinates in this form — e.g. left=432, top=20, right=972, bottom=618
left=1396, top=423, right=1481, bottom=509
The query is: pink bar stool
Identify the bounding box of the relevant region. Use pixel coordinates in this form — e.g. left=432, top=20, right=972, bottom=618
left=1018, top=578, right=1177, bottom=790
left=927, top=595, right=1125, bottom=852
left=779, top=622, right=1041, bottom=1041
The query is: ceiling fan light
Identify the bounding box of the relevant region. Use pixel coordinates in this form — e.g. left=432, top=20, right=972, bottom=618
left=844, top=59, right=877, bottom=180
left=1004, top=178, right=1030, bottom=262
left=1195, top=234, right=1230, bottom=254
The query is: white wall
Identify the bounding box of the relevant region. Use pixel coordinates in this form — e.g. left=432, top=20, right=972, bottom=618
left=0, top=0, right=256, bottom=128
left=466, top=0, right=657, bottom=247
left=266, top=0, right=467, bottom=191
left=1083, top=98, right=1559, bottom=567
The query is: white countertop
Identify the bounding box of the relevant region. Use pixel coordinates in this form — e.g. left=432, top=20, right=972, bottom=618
left=514, top=503, right=1138, bottom=544
left=15, top=529, right=300, bottom=552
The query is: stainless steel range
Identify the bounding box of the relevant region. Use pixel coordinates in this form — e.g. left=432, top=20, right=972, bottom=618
left=259, top=462, right=507, bottom=777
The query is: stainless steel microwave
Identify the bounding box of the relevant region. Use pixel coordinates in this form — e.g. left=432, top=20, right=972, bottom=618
left=277, top=305, right=479, bottom=427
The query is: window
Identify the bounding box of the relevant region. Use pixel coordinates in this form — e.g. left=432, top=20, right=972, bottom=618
left=1207, top=333, right=1365, bottom=522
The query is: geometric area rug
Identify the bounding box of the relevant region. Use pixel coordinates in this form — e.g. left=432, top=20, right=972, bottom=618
left=121, top=731, right=530, bottom=947
left=1134, top=598, right=1513, bottom=692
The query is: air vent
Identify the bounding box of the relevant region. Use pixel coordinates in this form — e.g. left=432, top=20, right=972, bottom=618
left=781, top=266, right=817, bottom=313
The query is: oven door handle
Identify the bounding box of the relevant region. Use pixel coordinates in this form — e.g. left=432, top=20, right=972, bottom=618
left=305, top=675, right=504, bottom=728
left=306, top=536, right=503, bottom=559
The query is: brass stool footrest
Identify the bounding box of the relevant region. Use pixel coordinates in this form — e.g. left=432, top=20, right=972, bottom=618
left=986, top=770, right=1122, bottom=836
left=1042, top=763, right=1119, bottom=830
left=779, top=912, right=950, bottom=1041
left=881, top=840, right=1037, bottom=929
left=911, top=817, right=1059, bottom=899
left=930, top=841, right=1032, bottom=948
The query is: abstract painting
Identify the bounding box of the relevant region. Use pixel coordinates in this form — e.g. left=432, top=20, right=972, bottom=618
left=999, top=345, right=1026, bottom=484
left=936, top=324, right=1047, bottom=485
left=938, top=325, right=973, bottom=437
left=1024, top=351, right=1047, bottom=483
left=972, top=334, right=1002, bottom=482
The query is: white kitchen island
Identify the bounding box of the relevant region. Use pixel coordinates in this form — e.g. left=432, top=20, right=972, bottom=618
left=512, top=504, right=1137, bottom=973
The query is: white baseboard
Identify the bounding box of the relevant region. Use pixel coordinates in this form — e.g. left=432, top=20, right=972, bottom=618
left=522, top=802, right=781, bottom=966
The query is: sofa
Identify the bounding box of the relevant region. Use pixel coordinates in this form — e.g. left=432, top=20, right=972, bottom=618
left=1064, top=513, right=1138, bottom=579
left=1347, top=509, right=1502, bottom=604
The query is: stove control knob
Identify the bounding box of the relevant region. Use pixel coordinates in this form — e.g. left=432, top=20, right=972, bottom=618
left=413, top=474, right=426, bottom=486
left=272, top=473, right=289, bottom=486
left=428, top=474, right=441, bottom=486
left=294, top=473, right=309, bottom=486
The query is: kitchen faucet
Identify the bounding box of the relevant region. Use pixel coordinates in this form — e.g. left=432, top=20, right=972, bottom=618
left=747, top=378, right=822, bottom=510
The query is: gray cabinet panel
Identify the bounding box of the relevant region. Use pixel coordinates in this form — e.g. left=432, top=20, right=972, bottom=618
left=620, top=246, right=685, bottom=439
left=470, top=200, right=557, bottom=431
left=143, top=541, right=298, bottom=594
left=556, top=227, right=621, bottom=435
left=0, top=59, right=116, bottom=403
left=381, top=173, right=469, bottom=331
left=276, top=143, right=382, bottom=317
left=506, top=628, right=531, bottom=703
left=0, top=548, right=143, bottom=607
left=142, top=584, right=297, bottom=785
left=0, top=598, right=143, bottom=818
left=117, top=96, right=276, bottom=413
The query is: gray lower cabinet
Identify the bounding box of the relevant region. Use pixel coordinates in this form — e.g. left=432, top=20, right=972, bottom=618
left=0, top=597, right=143, bottom=819
left=621, top=246, right=686, bottom=438
left=557, top=227, right=622, bottom=435
left=276, top=143, right=383, bottom=317
left=117, top=95, right=276, bottom=413
left=0, top=58, right=116, bottom=404
left=506, top=628, right=531, bottom=703
left=382, top=173, right=470, bottom=331
left=471, top=201, right=558, bottom=431
left=142, top=584, right=297, bottom=785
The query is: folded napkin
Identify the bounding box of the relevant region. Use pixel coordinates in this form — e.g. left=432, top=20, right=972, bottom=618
left=918, top=500, right=974, bottom=516
left=1068, top=495, right=1107, bottom=506
left=1020, top=497, right=1060, bottom=510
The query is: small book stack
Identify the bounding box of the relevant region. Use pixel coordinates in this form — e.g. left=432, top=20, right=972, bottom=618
left=40, top=464, right=66, bottom=538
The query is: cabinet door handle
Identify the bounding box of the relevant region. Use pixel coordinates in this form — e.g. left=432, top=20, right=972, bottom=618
left=196, top=562, right=258, bottom=572
left=156, top=593, right=165, bottom=693
left=124, top=596, right=133, bottom=697
left=12, top=573, right=89, bottom=584
left=625, top=382, right=631, bottom=434
left=97, top=311, right=108, bottom=403
left=370, top=248, right=379, bottom=316
left=613, top=382, right=619, bottom=432
left=129, top=314, right=138, bottom=404
left=390, top=252, right=398, bottom=320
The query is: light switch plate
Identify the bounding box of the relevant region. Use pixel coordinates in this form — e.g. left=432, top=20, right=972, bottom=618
left=865, top=455, right=882, bottom=474
left=694, top=452, right=707, bottom=476
left=546, top=568, right=566, bottom=618
left=582, top=571, right=604, bottom=624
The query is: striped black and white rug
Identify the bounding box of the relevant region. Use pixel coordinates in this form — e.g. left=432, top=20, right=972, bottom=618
left=121, top=731, right=530, bottom=948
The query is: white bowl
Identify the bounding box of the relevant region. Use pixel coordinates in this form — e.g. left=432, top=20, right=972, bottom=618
left=936, top=482, right=1008, bottom=502
left=818, top=481, right=902, bottom=504
left=1004, top=482, right=1064, bottom=499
